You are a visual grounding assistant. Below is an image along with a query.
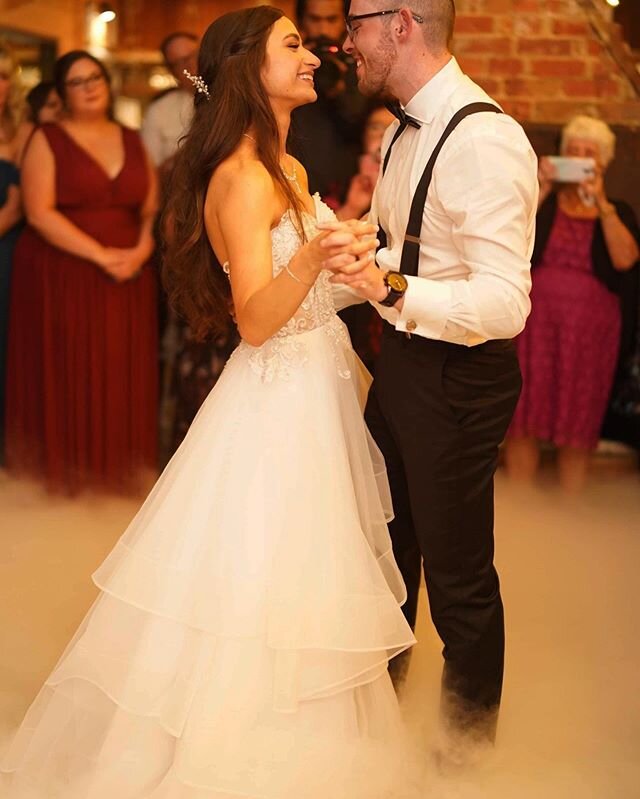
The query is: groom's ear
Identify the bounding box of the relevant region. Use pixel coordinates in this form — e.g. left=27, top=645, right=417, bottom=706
left=394, top=8, right=417, bottom=41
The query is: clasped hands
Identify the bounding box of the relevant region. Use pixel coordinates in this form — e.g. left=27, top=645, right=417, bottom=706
left=95, top=245, right=147, bottom=283
left=313, top=218, right=387, bottom=303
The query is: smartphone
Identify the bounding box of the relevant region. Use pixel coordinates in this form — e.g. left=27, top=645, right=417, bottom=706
left=547, top=156, right=596, bottom=183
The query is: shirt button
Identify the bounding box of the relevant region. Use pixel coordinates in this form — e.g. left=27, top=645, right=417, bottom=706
left=406, top=320, right=417, bottom=332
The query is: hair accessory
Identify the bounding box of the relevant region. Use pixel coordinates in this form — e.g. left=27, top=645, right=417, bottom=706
left=183, top=69, right=210, bottom=99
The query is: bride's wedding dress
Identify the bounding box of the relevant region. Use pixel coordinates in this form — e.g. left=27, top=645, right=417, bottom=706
left=1, top=195, right=416, bottom=798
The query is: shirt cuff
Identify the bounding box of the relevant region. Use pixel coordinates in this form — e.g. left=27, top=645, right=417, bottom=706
left=395, top=275, right=452, bottom=340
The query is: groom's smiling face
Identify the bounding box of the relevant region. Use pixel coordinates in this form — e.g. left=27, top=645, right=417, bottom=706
left=343, top=1, right=398, bottom=98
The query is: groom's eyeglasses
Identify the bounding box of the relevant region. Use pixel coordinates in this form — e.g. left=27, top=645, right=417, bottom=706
left=345, top=9, right=424, bottom=39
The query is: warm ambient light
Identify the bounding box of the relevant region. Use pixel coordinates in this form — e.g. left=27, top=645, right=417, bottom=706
left=606, top=0, right=620, bottom=7
left=97, top=3, right=116, bottom=22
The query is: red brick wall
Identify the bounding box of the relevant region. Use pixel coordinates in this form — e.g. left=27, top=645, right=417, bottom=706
left=453, top=0, right=640, bottom=126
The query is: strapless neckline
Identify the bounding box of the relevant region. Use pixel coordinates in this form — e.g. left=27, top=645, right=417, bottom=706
left=221, top=193, right=321, bottom=274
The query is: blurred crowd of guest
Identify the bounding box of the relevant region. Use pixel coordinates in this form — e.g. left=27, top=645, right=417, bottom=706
left=0, top=0, right=639, bottom=496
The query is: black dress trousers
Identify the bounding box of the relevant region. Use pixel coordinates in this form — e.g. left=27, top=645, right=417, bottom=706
left=365, top=324, right=522, bottom=736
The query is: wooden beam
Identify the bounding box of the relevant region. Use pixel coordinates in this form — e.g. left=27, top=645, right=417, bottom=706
left=577, top=0, right=640, bottom=97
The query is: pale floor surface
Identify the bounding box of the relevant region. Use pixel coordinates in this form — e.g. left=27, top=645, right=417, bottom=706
left=1, top=467, right=639, bottom=798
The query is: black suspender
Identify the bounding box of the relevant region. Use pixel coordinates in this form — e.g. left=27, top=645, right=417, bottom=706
left=378, top=102, right=503, bottom=276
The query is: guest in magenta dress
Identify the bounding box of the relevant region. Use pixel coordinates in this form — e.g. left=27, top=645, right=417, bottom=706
left=5, top=51, right=159, bottom=494
left=506, top=116, right=639, bottom=491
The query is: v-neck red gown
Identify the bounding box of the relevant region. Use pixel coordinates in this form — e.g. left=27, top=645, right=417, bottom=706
left=5, top=123, right=158, bottom=493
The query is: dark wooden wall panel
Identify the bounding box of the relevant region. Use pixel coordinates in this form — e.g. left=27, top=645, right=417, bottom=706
left=119, top=1, right=296, bottom=51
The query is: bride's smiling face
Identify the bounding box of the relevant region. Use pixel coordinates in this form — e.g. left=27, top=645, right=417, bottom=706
left=260, top=17, right=320, bottom=111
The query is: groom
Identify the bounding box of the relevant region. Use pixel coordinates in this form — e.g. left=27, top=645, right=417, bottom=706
left=328, top=0, right=538, bottom=749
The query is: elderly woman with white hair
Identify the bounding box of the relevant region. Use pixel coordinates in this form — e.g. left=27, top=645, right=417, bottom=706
left=506, top=115, right=640, bottom=491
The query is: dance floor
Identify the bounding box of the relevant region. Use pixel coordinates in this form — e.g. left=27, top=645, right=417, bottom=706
left=1, top=466, right=639, bottom=797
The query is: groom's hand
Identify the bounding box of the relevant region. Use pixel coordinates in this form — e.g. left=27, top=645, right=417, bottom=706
left=316, top=220, right=379, bottom=272
left=318, top=219, right=387, bottom=302
left=329, top=258, right=388, bottom=303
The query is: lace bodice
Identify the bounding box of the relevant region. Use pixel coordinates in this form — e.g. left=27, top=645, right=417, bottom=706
left=226, top=194, right=351, bottom=382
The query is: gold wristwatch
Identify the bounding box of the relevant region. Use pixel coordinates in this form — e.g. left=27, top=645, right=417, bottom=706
left=380, top=271, right=408, bottom=307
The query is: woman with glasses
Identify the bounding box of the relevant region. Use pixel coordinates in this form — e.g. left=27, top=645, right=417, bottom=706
left=5, top=50, right=159, bottom=493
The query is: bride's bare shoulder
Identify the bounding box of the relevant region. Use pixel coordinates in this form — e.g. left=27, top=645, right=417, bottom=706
left=212, top=151, right=271, bottom=195
left=206, top=150, right=282, bottom=227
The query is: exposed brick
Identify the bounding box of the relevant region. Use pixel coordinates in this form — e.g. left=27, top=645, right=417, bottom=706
left=511, top=0, right=540, bottom=10
left=563, top=78, right=622, bottom=99
left=455, top=36, right=512, bottom=55
left=457, top=56, right=489, bottom=77
left=499, top=98, right=533, bottom=120
left=504, top=77, right=563, bottom=98
left=455, top=15, right=495, bottom=34
left=477, top=78, right=502, bottom=96
left=512, top=15, right=545, bottom=37
left=552, top=18, right=590, bottom=37
left=587, top=40, right=605, bottom=57
left=531, top=58, right=587, bottom=77
left=478, top=0, right=513, bottom=12
left=487, top=57, right=526, bottom=76
left=454, top=0, right=637, bottom=124
left=517, top=38, right=573, bottom=56
left=546, top=0, right=579, bottom=12
left=534, top=100, right=601, bottom=124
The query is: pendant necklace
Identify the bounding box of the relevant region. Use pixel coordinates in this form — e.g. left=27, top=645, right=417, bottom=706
left=243, top=134, right=302, bottom=194
left=281, top=157, right=302, bottom=195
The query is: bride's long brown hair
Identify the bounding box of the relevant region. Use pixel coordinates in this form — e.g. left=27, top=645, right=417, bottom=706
left=163, top=6, right=307, bottom=341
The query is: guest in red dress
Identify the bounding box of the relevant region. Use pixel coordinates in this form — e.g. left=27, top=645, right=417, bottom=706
left=5, top=50, right=159, bottom=493
left=506, top=116, right=639, bottom=491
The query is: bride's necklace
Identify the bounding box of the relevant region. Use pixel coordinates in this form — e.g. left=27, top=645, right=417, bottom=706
left=242, top=133, right=302, bottom=195
left=280, top=157, right=302, bottom=195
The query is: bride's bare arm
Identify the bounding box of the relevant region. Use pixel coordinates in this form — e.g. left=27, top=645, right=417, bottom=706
left=209, top=162, right=376, bottom=347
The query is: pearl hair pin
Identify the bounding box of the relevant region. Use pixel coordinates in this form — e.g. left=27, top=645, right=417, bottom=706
left=183, top=69, right=210, bottom=100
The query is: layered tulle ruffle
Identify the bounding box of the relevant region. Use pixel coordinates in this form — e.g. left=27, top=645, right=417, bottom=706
left=1, top=325, right=416, bottom=798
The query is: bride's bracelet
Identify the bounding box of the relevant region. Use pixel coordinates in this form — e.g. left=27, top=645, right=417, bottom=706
left=285, top=263, right=314, bottom=288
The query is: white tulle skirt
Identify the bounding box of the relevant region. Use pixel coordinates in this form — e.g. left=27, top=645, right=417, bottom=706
left=1, top=322, right=417, bottom=798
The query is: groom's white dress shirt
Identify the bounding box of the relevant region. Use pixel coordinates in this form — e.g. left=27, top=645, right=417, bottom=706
left=368, top=57, right=538, bottom=346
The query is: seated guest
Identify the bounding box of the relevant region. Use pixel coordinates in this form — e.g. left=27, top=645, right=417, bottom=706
left=505, top=115, right=640, bottom=491
left=5, top=51, right=159, bottom=493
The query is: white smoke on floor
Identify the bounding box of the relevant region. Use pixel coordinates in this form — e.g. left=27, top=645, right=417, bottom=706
left=1, top=470, right=639, bottom=797
left=399, top=472, right=640, bottom=798
left=0, top=474, right=142, bottom=743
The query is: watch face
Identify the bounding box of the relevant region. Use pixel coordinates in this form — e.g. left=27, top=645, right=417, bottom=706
left=387, top=272, right=408, bottom=292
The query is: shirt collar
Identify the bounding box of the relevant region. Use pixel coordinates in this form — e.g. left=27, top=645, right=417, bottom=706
left=403, top=56, right=463, bottom=125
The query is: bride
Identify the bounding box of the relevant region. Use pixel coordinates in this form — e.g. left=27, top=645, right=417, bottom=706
left=1, top=7, right=416, bottom=797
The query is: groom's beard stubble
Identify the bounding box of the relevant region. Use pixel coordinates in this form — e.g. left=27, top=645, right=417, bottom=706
left=356, top=29, right=398, bottom=100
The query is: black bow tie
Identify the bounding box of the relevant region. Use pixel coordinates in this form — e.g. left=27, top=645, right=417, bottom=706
left=386, top=101, right=421, bottom=129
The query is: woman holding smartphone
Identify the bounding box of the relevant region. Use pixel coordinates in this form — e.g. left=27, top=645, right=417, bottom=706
left=505, top=115, right=640, bottom=491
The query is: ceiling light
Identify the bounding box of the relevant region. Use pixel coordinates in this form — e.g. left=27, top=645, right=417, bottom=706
left=97, top=3, right=116, bottom=22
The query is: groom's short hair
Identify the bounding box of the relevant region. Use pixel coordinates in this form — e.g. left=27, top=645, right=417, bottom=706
left=411, top=0, right=456, bottom=52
